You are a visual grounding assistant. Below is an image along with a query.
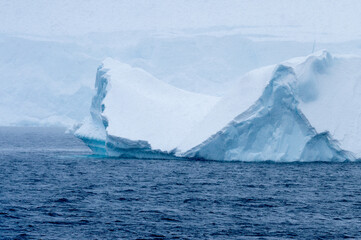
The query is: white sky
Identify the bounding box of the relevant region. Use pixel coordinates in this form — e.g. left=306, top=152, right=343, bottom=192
left=0, top=0, right=361, bottom=41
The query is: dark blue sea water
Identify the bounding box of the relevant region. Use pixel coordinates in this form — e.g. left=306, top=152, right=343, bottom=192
left=1, top=127, right=361, bottom=239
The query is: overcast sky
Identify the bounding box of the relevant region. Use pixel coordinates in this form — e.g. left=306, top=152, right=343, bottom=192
left=0, top=0, right=360, bottom=41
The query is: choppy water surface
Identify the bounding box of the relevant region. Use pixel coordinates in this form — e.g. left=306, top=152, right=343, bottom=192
left=1, top=127, right=361, bottom=239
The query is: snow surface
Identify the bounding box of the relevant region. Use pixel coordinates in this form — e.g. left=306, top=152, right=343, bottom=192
left=76, top=50, right=361, bottom=161
left=101, top=58, right=220, bottom=152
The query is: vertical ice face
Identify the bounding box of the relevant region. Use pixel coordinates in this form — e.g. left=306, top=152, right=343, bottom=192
left=73, top=66, right=109, bottom=154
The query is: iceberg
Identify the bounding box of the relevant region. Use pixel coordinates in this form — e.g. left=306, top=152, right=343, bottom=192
left=75, top=58, right=220, bottom=158
left=76, top=51, right=361, bottom=161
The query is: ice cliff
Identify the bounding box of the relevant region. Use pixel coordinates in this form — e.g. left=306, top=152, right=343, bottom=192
left=75, top=51, right=361, bottom=161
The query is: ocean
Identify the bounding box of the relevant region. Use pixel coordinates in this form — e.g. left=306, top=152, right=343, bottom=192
left=1, top=127, right=361, bottom=239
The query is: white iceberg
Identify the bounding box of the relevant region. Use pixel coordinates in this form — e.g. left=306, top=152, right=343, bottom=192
left=76, top=51, right=361, bottom=161
left=75, top=58, right=220, bottom=158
